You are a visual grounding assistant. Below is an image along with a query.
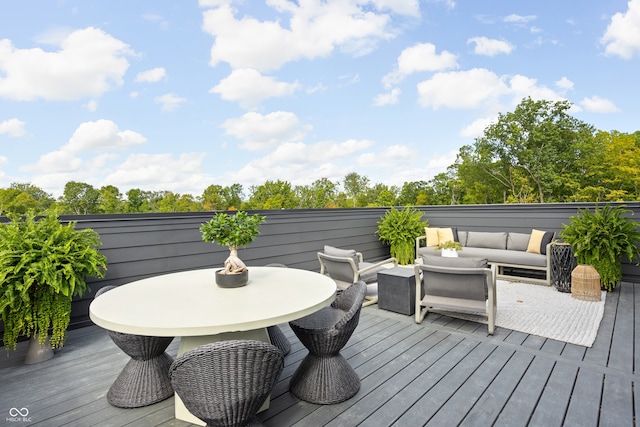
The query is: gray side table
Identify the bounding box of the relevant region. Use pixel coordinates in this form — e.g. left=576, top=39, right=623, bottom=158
left=378, top=267, right=417, bottom=315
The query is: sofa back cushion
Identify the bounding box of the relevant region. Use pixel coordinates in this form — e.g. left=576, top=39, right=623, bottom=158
left=465, top=231, right=507, bottom=250
left=507, top=232, right=531, bottom=251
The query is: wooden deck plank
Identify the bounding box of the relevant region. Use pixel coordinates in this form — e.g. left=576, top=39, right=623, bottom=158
left=492, top=356, right=556, bottom=426
left=457, top=351, right=535, bottom=426
left=422, top=345, right=513, bottom=426
left=607, top=282, right=635, bottom=372
left=563, top=369, right=603, bottom=427
left=1, top=282, right=639, bottom=427
left=528, top=361, right=579, bottom=427
left=599, top=375, right=634, bottom=427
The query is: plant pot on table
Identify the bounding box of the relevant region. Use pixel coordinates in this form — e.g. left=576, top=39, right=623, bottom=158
left=215, top=269, right=249, bottom=288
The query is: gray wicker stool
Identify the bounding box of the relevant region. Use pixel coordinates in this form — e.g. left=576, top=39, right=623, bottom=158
left=169, top=340, right=284, bottom=427
left=288, top=281, right=366, bottom=404
left=95, top=286, right=175, bottom=408
left=265, top=263, right=292, bottom=355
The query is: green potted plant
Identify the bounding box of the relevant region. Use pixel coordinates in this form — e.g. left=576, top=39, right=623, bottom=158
left=435, top=240, right=463, bottom=257
left=376, top=207, right=427, bottom=265
left=560, top=204, right=640, bottom=291
left=200, top=211, right=266, bottom=287
left=0, top=211, right=107, bottom=363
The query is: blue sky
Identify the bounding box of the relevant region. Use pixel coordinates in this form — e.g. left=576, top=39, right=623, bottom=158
left=1, top=0, right=639, bottom=198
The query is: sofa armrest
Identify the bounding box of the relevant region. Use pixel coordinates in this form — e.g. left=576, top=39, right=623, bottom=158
left=416, top=235, right=426, bottom=261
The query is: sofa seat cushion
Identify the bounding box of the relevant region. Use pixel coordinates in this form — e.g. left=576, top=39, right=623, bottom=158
left=458, top=247, right=547, bottom=267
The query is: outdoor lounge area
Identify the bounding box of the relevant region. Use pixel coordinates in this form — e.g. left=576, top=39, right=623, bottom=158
left=1, top=279, right=639, bottom=426
left=2, top=204, right=640, bottom=426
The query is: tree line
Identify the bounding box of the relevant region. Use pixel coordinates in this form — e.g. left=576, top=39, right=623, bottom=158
left=1, top=98, right=638, bottom=216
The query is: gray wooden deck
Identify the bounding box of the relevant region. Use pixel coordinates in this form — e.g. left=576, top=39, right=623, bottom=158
left=1, top=281, right=637, bottom=426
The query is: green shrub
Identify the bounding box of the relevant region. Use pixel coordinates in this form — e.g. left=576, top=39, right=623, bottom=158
left=561, top=204, right=640, bottom=291
left=376, top=207, right=427, bottom=265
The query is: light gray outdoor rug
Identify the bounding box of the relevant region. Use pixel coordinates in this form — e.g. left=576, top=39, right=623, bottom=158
left=435, top=280, right=606, bottom=347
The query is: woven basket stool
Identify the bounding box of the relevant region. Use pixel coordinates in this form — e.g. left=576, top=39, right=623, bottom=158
left=571, top=264, right=601, bottom=302
left=95, top=286, right=175, bottom=408
left=289, top=281, right=366, bottom=404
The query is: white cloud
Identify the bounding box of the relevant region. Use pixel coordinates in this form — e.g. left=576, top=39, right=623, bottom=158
left=509, top=74, right=565, bottom=103
left=0, top=118, right=26, bottom=137
left=373, top=88, right=401, bottom=106
left=155, top=93, right=187, bottom=112
left=222, top=138, right=376, bottom=186
left=555, top=76, right=574, bottom=91
left=357, top=144, right=413, bottom=166
left=105, top=152, right=209, bottom=193
left=467, top=36, right=514, bottom=56
left=601, top=0, right=640, bottom=59
left=382, top=43, right=458, bottom=88
left=221, top=111, right=310, bottom=151
left=580, top=96, right=620, bottom=113
left=201, top=2, right=396, bottom=72
left=461, top=116, right=497, bottom=138
left=0, top=27, right=133, bottom=101
left=417, top=68, right=510, bottom=109
left=210, top=68, right=300, bottom=109
left=83, top=100, right=98, bottom=112
left=370, top=0, right=421, bottom=17
left=504, top=14, right=536, bottom=24
left=23, top=150, right=84, bottom=173
left=136, top=67, right=167, bottom=83
left=63, top=119, right=147, bottom=152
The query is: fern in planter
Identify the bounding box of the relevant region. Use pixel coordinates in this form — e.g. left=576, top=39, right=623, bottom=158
left=376, top=207, right=427, bottom=265
left=0, top=212, right=107, bottom=350
left=560, top=205, right=640, bottom=291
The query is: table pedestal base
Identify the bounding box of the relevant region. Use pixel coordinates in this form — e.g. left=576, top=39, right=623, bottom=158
left=175, top=328, right=271, bottom=426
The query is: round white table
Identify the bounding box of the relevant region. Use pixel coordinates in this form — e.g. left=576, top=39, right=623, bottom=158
left=89, top=266, right=336, bottom=424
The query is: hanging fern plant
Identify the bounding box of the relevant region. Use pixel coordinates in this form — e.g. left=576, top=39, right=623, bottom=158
left=376, top=207, right=428, bottom=265
left=560, top=204, right=640, bottom=292
left=0, top=212, right=107, bottom=350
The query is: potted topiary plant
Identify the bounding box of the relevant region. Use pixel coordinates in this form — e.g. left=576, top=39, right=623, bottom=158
left=435, top=240, right=463, bottom=257
left=0, top=211, right=107, bottom=363
left=376, top=207, right=428, bottom=265
left=200, top=211, right=266, bottom=288
left=560, top=204, right=640, bottom=292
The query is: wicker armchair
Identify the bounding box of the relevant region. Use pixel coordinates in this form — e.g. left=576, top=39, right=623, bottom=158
left=288, top=281, right=367, bottom=404
left=169, top=340, right=284, bottom=427
left=94, top=285, right=174, bottom=408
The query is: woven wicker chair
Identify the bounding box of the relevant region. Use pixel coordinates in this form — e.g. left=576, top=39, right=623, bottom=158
left=264, top=263, right=292, bottom=355
left=288, top=281, right=367, bottom=404
left=169, top=340, right=285, bottom=427
left=94, top=285, right=175, bottom=408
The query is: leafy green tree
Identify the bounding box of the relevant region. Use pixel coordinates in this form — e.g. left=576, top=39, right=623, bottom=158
left=397, top=181, right=430, bottom=206
left=202, top=185, right=226, bottom=211
left=343, top=172, right=370, bottom=207
left=473, top=97, right=596, bottom=203
left=10, top=183, right=55, bottom=212
left=98, top=185, right=124, bottom=213
left=222, top=184, right=243, bottom=210
left=59, top=181, right=100, bottom=214
left=0, top=188, right=37, bottom=215
left=246, top=180, right=297, bottom=210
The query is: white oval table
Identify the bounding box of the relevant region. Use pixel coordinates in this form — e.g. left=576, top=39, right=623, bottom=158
left=90, top=266, right=336, bottom=425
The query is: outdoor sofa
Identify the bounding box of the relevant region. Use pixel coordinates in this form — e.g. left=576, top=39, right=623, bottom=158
left=416, top=228, right=554, bottom=285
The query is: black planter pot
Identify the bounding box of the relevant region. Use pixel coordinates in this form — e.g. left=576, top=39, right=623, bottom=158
left=215, top=269, right=249, bottom=288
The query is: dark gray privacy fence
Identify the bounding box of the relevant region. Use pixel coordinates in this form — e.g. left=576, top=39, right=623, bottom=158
left=1, top=202, right=639, bottom=341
